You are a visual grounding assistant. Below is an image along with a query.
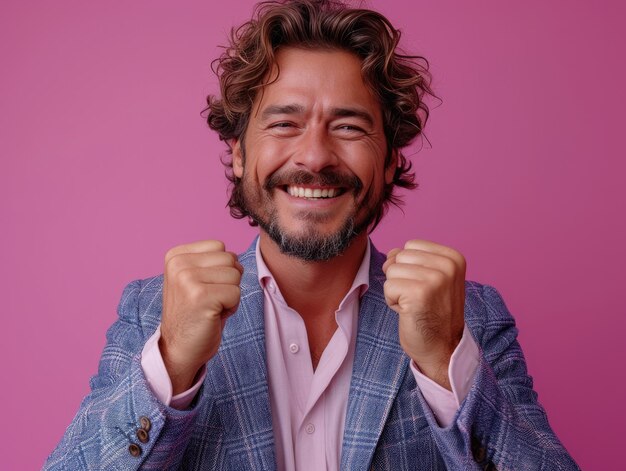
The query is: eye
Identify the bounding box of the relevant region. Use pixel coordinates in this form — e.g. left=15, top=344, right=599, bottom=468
left=267, top=121, right=300, bottom=137
left=335, top=124, right=367, bottom=136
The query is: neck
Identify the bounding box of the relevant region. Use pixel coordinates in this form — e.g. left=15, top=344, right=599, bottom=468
left=258, top=231, right=368, bottom=316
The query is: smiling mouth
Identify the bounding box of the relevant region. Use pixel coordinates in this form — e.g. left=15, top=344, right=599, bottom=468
left=284, top=185, right=345, bottom=199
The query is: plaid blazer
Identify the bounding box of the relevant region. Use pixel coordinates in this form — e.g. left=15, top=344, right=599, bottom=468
left=44, top=242, right=579, bottom=470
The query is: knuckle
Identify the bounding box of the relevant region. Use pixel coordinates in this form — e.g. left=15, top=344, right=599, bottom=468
left=166, top=252, right=184, bottom=272
left=429, top=269, right=446, bottom=285
left=441, top=257, right=456, bottom=275
left=211, top=240, right=226, bottom=252
left=166, top=256, right=188, bottom=283
left=385, top=264, right=400, bottom=279
left=404, top=239, right=419, bottom=249
left=387, top=247, right=401, bottom=258
left=186, top=283, right=206, bottom=304
left=222, top=286, right=241, bottom=308
left=457, top=253, right=467, bottom=270
left=395, top=250, right=414, bottom=264
left=228, top=266, right=243, bottom=283
left=230, top=284, right=241, bottom=298
left=447, top=246, right=465, bottom=265
left=164, top=247, right=179, bottom=265
left=225, top=251, right=240, bottom=267
left=177, top=267, right=195, bottom=285
left=209, top=251, right=231, bottom=267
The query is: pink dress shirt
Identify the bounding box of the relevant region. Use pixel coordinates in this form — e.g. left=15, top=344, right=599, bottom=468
left=141, top=239, right=479, bottom=470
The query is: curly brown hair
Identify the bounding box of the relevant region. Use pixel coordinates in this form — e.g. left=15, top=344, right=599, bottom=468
left=205, top=0, right=436, bottom=228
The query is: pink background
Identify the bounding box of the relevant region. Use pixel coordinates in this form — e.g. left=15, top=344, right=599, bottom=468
left=1, top=1, right=624, bottom=469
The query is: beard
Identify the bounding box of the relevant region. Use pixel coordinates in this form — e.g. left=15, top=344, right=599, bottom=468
left=262, top=212, right=357, bottom=262
left=239, top=167, right=384, bottom=262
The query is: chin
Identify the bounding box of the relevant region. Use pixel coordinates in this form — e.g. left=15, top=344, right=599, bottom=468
left=265, top=217, right=359, bottom=262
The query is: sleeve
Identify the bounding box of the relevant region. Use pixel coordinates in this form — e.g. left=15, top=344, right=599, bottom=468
left=141, top=324, right=207, bottom=409
left=42, top=279, right=209, bottom=470
left=414, top=284, right=580, bottom=470
left=410, top=323, right=480, bottom=427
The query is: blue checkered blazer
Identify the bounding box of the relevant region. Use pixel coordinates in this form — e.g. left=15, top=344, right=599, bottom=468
left=44, top=242, right=579, bottom=470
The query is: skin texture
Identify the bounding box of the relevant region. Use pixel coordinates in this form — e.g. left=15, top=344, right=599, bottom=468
left=383, top=240, right=466, bottom=389
left=160, top=241, right=243, bottom=393
left=231, top=48, right=393, bottom=255
left=160, top=48, right=465, bottom=393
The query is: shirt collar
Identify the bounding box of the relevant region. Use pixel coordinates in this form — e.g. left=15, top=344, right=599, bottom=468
left=255, top=238, right=371, bottom=299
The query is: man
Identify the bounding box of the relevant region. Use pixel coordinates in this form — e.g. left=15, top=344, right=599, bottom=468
left=45, top=1, right=579, bottom=469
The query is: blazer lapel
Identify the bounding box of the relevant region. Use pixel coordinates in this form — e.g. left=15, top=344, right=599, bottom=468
left=205, top=241, right=277, bottom=470
left=340, top=245, right=410, bottom=470
left=205, top=241, right=406, bottom=470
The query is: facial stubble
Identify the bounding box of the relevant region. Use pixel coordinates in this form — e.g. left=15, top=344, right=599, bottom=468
left=238, top=164, right=384, bottom=262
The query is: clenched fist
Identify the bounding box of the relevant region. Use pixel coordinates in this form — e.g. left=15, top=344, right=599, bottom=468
left=160, top=240, right=243, bottom=394
left=383, top=239, right=466, bottom=390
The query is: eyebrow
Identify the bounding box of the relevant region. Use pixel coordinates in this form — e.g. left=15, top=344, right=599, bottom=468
left=260, top=104, right=305, bottom=120
left=330, top=107, right=375, bottom=127
left=260, top=103, right=375, bottom=127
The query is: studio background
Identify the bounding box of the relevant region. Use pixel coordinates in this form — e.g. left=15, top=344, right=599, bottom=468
left=1, top=1, right=623, bottom=469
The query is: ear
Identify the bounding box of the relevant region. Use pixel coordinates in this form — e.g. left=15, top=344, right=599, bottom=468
left=384, top=149, right=399, bottom=185
left=231, top=139, right=244, bottom=178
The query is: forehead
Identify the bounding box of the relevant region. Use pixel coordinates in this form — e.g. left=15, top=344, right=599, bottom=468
left=252, top=47, right=382, bottom=118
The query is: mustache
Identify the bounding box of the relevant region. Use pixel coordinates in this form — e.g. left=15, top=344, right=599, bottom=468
left=264, top=169, right=363, bottom=193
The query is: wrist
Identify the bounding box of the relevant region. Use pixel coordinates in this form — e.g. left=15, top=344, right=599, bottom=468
left=159, top=337, right=203, bottom=395
left=411, top=346, right=454, bottom=390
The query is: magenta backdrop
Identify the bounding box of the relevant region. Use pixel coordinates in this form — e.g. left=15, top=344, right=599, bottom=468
left=1, top=1, right=624, bottom=469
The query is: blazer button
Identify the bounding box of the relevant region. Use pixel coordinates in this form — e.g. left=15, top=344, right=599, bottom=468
left=139, top=416, right=151, bottom=431
left=128, top=443, right=142, bottom=457
left=474, top=446, right=487, bottom=462
left=471, top=435, right=487, bottom=462
left=136, top=428, right=150, bottom=443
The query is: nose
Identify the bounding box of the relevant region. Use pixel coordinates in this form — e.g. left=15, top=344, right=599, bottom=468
left=292, top=125, right=339, bottom=172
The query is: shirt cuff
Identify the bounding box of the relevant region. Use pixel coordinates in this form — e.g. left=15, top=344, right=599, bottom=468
left=410, top=323, right=480, bottom=427
left=140, top=325, right=206, bottom=410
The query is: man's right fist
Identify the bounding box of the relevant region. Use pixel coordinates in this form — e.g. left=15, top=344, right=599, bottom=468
left=159, top=240, right=243, bottom=394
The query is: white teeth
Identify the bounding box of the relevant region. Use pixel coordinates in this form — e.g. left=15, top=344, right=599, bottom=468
left=287, top=186, right=339, bottom=199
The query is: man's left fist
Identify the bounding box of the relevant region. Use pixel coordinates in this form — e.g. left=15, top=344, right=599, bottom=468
left=382, top=239, right=466, bottom=390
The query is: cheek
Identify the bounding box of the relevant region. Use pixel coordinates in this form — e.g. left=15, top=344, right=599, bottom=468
left=249, top=140, right=291, bottom=181
left=342, top=144, right=386, bottom=186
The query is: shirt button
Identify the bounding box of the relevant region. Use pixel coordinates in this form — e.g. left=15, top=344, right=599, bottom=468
left=305, top=423, right=315, bottom=434
left=269, top=282, right=276, bottom=292
left=289, top=343, right=299, bottom=354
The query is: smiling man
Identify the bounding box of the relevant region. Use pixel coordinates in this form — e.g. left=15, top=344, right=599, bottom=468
left=45, top=1, right=579, bottom=470
left=233, top=47, right=390, bottom=264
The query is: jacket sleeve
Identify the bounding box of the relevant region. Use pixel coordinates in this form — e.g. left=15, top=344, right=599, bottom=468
left=415, top=282, right=580, bottom=471
left=43, top=278, right=206, bottom=470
